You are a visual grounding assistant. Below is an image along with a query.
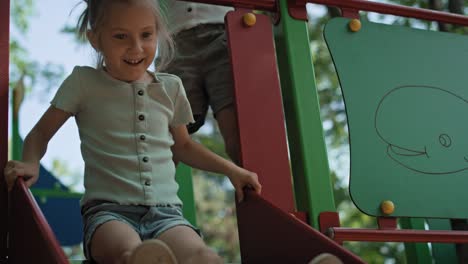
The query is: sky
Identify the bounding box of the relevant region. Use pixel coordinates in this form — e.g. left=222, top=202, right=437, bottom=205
left=11, top=1, right=92, bottom=191
left=10, top=1, right=337, bottom=191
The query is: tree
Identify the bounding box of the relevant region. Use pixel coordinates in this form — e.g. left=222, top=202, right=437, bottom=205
left=10, top=0, right=64, bottom=99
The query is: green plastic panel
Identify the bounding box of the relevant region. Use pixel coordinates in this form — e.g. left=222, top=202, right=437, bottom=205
left=324, top=18, right=468, bottom=218
left=175, top=163, right=197, bottom=226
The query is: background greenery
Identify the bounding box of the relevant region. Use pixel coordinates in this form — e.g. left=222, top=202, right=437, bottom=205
left=8, top=0, right=468, bottom=263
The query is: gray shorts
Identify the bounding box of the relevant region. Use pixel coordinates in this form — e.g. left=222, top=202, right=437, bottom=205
left=81, top=201, right=200, bottom=261
left=164, top=24, right=234, bottom=133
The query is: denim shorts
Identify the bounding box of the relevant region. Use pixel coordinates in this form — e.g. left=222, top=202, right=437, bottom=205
left=81, top=201, right=201, bottom=261
left=164, top=23, right=234, bottom=134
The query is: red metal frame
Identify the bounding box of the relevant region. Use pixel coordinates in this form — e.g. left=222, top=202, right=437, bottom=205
left=291, top=0, right=468, bottom=25
left=328, top=228, right=468, bottom=244
left=377, top=217, right=398, bottom=230
left=185, top=0, right=468, bottom=25
left=319, top=212, right=468, bottom=244
left=287, top=0, right=308, bottom=21
left=225, top=9, right=295, bottom=213
left=0, top=0, right=10, bottom=260
left=182, top=0, right=276, bottom=11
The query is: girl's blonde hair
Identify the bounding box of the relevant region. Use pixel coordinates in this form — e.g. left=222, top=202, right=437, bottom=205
left=77, top=0, right=174, bottom=70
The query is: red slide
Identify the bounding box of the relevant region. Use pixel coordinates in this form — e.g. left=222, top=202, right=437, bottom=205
left=8, top=179, right=68, bottom=263
left=237, top=190, right=364, bottom=263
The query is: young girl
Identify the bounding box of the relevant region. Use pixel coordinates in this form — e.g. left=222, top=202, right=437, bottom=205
left=3, top=0, right=261, bottom=263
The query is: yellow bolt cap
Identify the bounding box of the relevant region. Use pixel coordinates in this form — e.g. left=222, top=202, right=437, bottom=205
left=243, top=13, right=256, bottom=27
left=348, top=19, right=362, bottom=32
left=380, top=200, right=395, bottom=215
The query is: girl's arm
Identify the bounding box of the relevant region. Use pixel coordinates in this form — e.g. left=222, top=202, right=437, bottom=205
left=4, top=106, right=71, bottom=190
left=170, top=125, right=261, bottom=202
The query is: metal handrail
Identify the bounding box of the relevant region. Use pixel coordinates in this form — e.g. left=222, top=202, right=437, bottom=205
left=300, top=0, right=468, bottom=25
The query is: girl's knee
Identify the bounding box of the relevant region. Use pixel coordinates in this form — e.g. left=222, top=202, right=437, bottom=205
left=186, top=247, right=222, bottom=264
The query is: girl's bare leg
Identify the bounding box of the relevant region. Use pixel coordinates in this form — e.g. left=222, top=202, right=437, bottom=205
left=90, top=220, right=142, bottom=264
left=158, top=225, right=222, bottom=264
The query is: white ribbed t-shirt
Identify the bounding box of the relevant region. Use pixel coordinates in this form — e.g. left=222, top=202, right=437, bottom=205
left=51, top=66, right=194, bottom=206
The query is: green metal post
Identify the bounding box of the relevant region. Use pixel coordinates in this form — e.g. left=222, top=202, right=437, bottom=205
left=12, top=115, right=21, bottom=160
left=427, top=219, right=459, bottom=264
left=274, top=0, right=336, bottom=228
left=399, top=218, right=433, bottom=264
left=11, top=87, right=22, bottom=160
left=175, top=163, right=197, bottom=226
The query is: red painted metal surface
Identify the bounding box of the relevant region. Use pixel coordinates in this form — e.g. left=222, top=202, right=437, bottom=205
left=237, top=190, right=365, bottom=263
left=182, top=0, right=276, bottom=11
left=225, top=10, right=295, bottom=213
left=319, top=212, right=341, bottom=233
left=321, top=213, right=468, bottom=244
left=318, top=212, right=343, bottom=245
left=293, top=0, right=468, bottom=26
left=377, top=217, right=398, bottom=230
left=329, top=227, right=468, bottom=243
left=0, top=0, right=10, bottom=260
left=291, top=211, right=308, bottom=223
left=9, top=179, right=68, bottom=263
left=287, top=0, right=308, bottom=21
left=341, top=8, right=360, bottom=19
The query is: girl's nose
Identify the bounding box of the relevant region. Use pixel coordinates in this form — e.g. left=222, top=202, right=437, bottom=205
left=129, top=38, right=143, bottom=52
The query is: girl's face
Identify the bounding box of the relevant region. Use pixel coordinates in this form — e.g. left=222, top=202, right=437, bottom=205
left=89, top=2, right=158, bottom=82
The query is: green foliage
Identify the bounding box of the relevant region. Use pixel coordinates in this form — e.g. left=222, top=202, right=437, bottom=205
left=9, top=0, right=65, bottom=97
left=11, top=0, right=35, bottom=34
left=193, top=171, right=240, bottom=262
left=190, top=113, right=241, bottom=262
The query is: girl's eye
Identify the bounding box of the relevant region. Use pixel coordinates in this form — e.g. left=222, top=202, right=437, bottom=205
left=113, top=34, right=126, bottom=40
left=142, top=32, right=152, bottom=39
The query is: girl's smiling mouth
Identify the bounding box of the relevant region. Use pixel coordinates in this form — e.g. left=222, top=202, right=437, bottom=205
left=124, top=58, right=144, bottom=65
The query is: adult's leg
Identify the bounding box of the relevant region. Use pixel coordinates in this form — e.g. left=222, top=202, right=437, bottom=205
left=216, top=105, right=240, bottom=165
left=90, top=220, right=141, bottom=264
left=158, top=225, right=222, bottom=264
left=165, top=27, right=208, bottom=166
left=203, top=28, right=239, bottom=164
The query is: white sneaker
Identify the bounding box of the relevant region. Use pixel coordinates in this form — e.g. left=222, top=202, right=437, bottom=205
left=308, top=253, right=343, bottom=264
left=128, top=239, right=178, bottom=264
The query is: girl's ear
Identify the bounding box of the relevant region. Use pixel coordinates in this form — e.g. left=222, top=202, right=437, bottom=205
left=87, top=30, right=100, bottom=51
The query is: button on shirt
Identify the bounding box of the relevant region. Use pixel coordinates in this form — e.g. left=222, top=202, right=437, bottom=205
left=51, top=66, right=194, bottom=206
left=164, top=1, right=233, bottom=34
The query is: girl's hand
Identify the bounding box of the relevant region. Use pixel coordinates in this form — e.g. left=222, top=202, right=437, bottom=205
left=3, top=160, right=40, bottom=191
left=227, top=167, right=262, bottom=203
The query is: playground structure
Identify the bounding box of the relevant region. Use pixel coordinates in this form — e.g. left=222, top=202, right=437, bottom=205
left=2, top=0, right=468, bottom=263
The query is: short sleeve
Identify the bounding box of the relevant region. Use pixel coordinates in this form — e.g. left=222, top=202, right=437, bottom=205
left=50, top=66, right=85, bottom=115
left=170, top=78, right=195, bottom=127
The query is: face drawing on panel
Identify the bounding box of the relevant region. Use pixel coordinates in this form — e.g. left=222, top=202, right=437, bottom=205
left=375, top=85, right=468, bottom=174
